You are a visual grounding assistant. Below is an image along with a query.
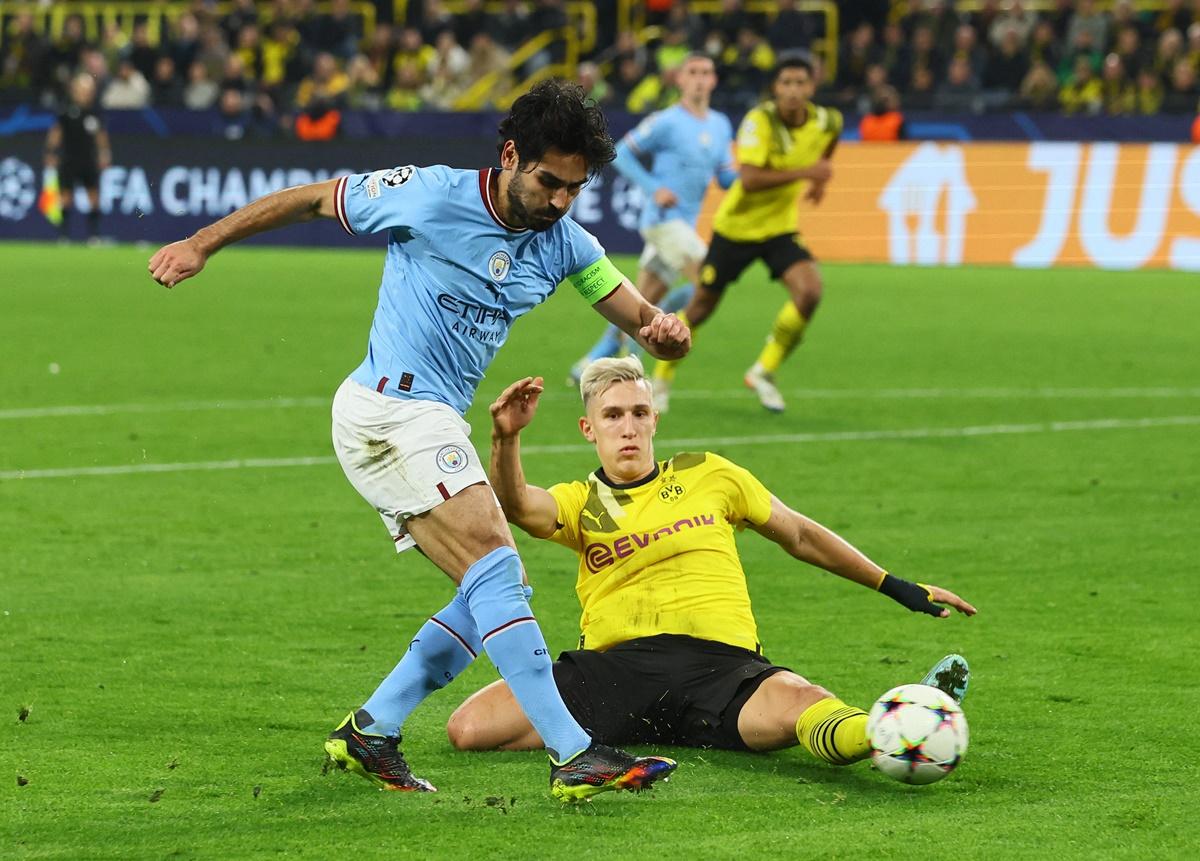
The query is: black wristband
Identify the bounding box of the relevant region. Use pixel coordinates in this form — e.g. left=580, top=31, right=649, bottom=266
left=878, top=574, right=941, bottom=616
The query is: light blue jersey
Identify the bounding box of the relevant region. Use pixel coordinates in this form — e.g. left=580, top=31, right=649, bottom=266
left=335, top=165, right=616, bottom=415
left=615, top=104, right=736, bottom=231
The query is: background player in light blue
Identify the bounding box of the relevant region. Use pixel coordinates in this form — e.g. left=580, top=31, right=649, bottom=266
left=569, top=53, right=735, bottom=385
left=147, top=81, right=689, bottom=803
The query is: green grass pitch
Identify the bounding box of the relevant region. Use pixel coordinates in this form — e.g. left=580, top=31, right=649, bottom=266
left=2, top=241, right=1197, bottom=859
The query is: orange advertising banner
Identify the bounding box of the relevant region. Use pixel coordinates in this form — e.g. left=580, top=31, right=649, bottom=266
left=698, top=142, right=1200, bottom=270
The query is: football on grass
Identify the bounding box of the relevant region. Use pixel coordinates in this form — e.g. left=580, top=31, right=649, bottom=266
left=867, top=683, right=969, bottom=785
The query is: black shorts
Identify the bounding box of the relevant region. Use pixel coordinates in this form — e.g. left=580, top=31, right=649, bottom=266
left=551, top=634, right=789, bottom=751
left=700, top=231, right=815, bottom=294
left=59, top=158, right=100, bottom=191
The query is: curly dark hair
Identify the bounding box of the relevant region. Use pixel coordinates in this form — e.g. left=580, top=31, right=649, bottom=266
left=496, top=80, right=616, bottom=177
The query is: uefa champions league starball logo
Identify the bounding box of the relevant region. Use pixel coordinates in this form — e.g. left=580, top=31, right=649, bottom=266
left=0, top=158, right=37, bottom=221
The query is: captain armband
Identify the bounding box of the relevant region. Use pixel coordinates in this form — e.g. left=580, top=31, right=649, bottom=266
left=877, top=573, right=941, bottom=617
left=566, top=256, right=622, bottom=305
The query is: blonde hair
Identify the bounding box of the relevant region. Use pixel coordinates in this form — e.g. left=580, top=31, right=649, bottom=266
left=578, top=354, right=649, bottom=407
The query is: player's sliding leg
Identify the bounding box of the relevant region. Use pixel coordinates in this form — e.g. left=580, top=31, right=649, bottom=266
left=737, top=672, right=871, bottom=764
left=659, top=282, right=694, bottom=315
left=920, top=653, right=970, bottom=703
left=407, top=486, right=675, bottom=801
left=746, top=261, right=823, bottom=414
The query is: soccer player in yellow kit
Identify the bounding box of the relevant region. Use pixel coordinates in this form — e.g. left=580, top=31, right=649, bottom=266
left=654, top=52, right=840, bottom=414
left=447, top=357, right=976, bottom=767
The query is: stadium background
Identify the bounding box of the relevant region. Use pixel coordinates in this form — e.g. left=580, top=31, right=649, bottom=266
left=3, top=2, right=1198, bottom=859
left=2, top=0, right=1199, bottom=266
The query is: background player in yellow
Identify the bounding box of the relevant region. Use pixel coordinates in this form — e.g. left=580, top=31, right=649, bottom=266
left=654, top=52, right=841, bottom=414
left=447, top=356, right=976, bottom=766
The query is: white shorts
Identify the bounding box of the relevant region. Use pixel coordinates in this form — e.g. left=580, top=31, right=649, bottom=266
left=331, top=378, right=490, bottom=553
left=638, top=219, right=708, bottom=285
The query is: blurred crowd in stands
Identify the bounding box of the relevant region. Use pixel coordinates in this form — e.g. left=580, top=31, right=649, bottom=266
left=2, top=0, right=1200, bottom=138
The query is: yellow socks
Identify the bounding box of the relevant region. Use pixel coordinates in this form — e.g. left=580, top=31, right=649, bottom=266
left=653, top=311, right=689, bottom=383
left=795, top=697, right=871, bottom=766
left=756, top=301, right=807, bottom=374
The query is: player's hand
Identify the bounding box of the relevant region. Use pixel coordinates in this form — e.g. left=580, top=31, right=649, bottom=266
left=805, top=159, right=833, bottom=184
left=922, top=584, right=977, bottom=618
left=489, top=376, right=544, bottom=438
left=149, top=238, right=207, bottom=289
left=639, top=311, right=691, bottom=360
left=653, top=187, right=679, bottom=209
left=804, top=180, right=827, bottom=205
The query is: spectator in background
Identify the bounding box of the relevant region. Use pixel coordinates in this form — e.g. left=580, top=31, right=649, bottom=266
left=610, top=53, right=647, bottom=107
left=43, top=14, right=90, bottom=102
left=196, top=23, right=231, bottom=82
left=984, top=28, right=1029, bottom=93
left=989, top=0, right=1036, bottom=49
left=1045, top=0, right=1075, bottom=41
left=1019, top=59, right=1061, bottom=109
left=1186, top=23, right=1200, bottom=70
left=125, top=21, right=159, bottom=83
left=169, top=13, right=201, bottom=76
left=421, top=0, right=456, bottom=44
left=2, top=12, right=46, bottom=93
left=102, top=57, right=151, bottom=109
left=576, top=61, right=611, bottom=104
left=1060, top=54, right=1103, bottom=114
left=393, top=26, right=436, bottom=94
left=455, top=0, right=490, bottom=48
left=664, top=1, right=705, bottom=50
left=1028, top=19, right=1062, bottom=73
left=1100, top=53, right=1135, bottom=113
left=151, top=56, right=183, bottom=107
left=906, top=64, right=936, bottom=109
left=907, top=26, right=945, bottom=95
left=878, top=21, right=907, bottom=88
left=1067, top=0, right=1109, bottom=58
left=100, top=22, right=129, bottom=72
left=656, top=22, right=694, bottom=72
left=859, top=84, right=904, bottom=140
left=627, top=60, right=682, bottom=113
left=968, top=0, right=1003, bottom=47
left=1061, top=29, right=1102, bottom=82
left=1153, top=0, right=1193, bottom=36
left=1113, top=26, right=1147, bottom=78
left=217, top=86, right=248, bottom=139
left=362, top=23, right=395, bottom=92
left=464, top=32, right=512, bottom=109
left=1164, top=58, right=1199, bottom=111
left=1134, top=67, right=1165, bottom=113
left=492, top=0, right=532, bottom=52
left=1152, top=29, right=1185, bottom=81
left=183, top=60, right=219, bottom=110
left=721, top=27, right=775, bottom=107
left=904, top=0, right=957, bottom=52
left=935, top=55, right=982, bottom=113
left=234, top=24, right=263, bottom=80
left=295, top=51, right=349, bottom=112
left=712, top=0, right=753, bottom=46
left=856, top=63, right=890, bottom=113
left=526, top=0, right=570, bottom=71
left=314, top=0, right=361, bottom=60
left=260, top=20, right=301, bottom=96
left=836, top=22, right=878, bottom=97
left=767, top=0, right=815, bottom=52
left=223, top=0, right=258, bottom=46
left=220, top=53, right=249, bottom=94
left=949, top=23, right=986, bottom=82
left=345, top=53, right=384, bottom=110
left=1109, top=1, right=1147, bottom=41
left=424, top=29, right=471, bottom=108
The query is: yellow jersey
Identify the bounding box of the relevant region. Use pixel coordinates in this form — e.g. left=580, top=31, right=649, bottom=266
left=547, top=452, right=774, bottom=654
left=714, top=100, right=843, bottom=243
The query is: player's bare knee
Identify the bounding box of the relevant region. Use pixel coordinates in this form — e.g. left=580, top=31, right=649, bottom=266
left=446, top=707, right=487, bottom=751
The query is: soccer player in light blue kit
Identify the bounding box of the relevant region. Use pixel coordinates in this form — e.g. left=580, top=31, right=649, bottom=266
left=147, top=81, right=689, bottom=803
left=569, top=53, right=735, bottom=388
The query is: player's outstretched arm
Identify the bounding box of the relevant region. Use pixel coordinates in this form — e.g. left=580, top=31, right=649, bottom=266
left=488, top=377, right=559, bottom=539
left=147, top=178, right=340, bottom=288
left=751, top=495, right=977, bottom=619
left=594, top=279, right=690, bottom=360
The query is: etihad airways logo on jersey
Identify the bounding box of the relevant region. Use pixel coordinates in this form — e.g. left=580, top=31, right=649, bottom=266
left=437, top=294, right=506, bottom=344
left=583, top=513, right=718, bottom=573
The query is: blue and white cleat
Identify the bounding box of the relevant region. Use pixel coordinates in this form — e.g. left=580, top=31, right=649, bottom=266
left=921, top=653, right=970, bottom=703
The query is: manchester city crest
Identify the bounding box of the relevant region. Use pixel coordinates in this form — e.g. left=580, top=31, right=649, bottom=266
left=488, top=250, right=512, bottom=282
left=436, top=444, right=468, bottom=473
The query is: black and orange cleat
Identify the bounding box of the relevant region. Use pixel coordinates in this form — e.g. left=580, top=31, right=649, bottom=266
left=549, top=741, right=676, bottom=803
left=324, top=710, right=436, bottom=792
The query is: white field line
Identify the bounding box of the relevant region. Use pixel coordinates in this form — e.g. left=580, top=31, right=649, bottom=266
left=2, top=415, right=1198, bottom=482
left=3, top=387, right=1200, bottom=422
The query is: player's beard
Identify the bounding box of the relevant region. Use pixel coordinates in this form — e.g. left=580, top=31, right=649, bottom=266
left=506, top=172, right=566, bottom=232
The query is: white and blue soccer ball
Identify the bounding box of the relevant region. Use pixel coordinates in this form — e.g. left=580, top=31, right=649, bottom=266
left=866, top=683, right=969, bottom=785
